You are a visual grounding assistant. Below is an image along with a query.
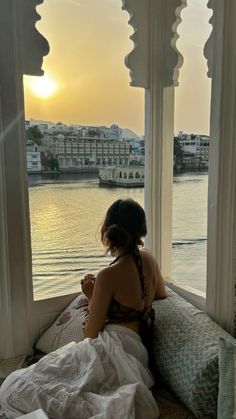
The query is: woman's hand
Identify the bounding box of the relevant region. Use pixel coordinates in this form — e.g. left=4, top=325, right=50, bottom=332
left=81, top=274, right=96, bottom=300
left=83, top=269, right=114, bottom=339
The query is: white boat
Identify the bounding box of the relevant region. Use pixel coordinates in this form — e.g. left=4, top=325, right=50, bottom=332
left=99, top=165, right=144, bottom=187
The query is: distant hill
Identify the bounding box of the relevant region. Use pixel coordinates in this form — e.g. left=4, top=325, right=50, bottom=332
left=122, top=128, right=139, bottom=140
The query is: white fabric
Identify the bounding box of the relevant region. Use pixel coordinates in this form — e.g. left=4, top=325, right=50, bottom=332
left=0, top=324, right=159, bottom=419
left=18, top=410, right=49, bottom=418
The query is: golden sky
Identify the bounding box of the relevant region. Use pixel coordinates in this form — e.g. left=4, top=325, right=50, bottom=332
left=24, top=0, right=212, bottom=136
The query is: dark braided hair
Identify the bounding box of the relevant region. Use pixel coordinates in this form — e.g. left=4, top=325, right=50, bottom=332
left=101, top=199, right=147, bottom=255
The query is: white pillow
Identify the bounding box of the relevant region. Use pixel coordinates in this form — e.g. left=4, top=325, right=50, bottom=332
left=36, top=293, right=89, bottom=353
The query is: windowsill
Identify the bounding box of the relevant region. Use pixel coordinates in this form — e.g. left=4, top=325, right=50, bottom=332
left=165, top=280, right=206, bottom=311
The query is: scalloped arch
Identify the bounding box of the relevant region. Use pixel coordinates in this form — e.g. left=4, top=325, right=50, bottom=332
left=121, top=0, right=149, bottom=88
left=122, top=0, right=187, bottom=88
left=204, top=0, right=214, bottom=78
left=18, top=0, right=50, bottom=76
left=171, top=0, right=187, bottom=86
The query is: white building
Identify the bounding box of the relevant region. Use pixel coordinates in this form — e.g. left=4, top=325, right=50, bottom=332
left=178, top=134, right=210, bottom=163
left=37, top=123, right=48, bottom=134
left=41, top=123, right=123, bottom=143
left=25, top=120, right=30, bottom=130
left=42, top=134, right=131, bottom=170
left=26, top=141, right=41, bottom=173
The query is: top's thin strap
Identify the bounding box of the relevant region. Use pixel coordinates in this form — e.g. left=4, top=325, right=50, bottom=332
left=109, top=248, right=147, bottom=302
left=132, top=249, right=147, bottom=300
left=109, top=250, right=133, bottom=266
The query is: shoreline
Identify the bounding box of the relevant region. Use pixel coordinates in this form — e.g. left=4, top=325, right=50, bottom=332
left=28, top=167, right=208, bottom=176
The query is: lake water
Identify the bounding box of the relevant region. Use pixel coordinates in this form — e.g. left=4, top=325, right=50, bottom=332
left=28, top=172, right=208, bottom=300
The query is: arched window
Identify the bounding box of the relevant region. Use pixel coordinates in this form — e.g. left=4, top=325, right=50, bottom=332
left=3, top=0, right=236, bottom=361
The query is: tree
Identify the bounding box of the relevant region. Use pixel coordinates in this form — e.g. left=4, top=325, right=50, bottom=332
left=173, top=137, right=183, bottom=170
left=174, top=137, right=183, bottom=160
left=26, top=125, right=42, bottom=146
left=48, top=155, right=60, bottom=171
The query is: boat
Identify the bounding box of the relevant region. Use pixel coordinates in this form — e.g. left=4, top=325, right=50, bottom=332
left=99, top=165, right=144, bottom=187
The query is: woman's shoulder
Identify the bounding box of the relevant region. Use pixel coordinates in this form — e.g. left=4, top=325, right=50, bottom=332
left=140, top=247, right=152, bottom=255
left=140, top=248, right=166, bottom=299
left=139, top=248, right=161, bottom=278
left=96, top=263, right=119, bottom=281
left=140, top=248, right=157, bottom=264
left=96, top=262, right=126, bottom=293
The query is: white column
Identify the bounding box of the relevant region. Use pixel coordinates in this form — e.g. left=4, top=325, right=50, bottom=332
left=206, top=0, right=236, bottom=335
left=0, top=91, right=14, bottom=358
left=145, top=86, right=174, bottom=278
left=122, top=0, right=186, bottom=278
left=0, top=0, right=49, bottom=358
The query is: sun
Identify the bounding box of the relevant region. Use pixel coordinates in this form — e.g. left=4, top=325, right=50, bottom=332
left=27, top=74, right=58, bottom=99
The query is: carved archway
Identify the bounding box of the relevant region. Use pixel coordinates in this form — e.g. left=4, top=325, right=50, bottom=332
left=121, top=0, right=188, bottom=279
left=122, top=0, right=187, bottom=88
left=0, top=0, right=49, bottom=358
left=204, top=0, right=214, bottom=79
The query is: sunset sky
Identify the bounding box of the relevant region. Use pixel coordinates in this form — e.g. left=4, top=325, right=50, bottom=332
left=24, top=0, right=212, bottom=136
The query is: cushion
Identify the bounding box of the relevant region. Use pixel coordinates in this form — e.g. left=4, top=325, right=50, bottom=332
left=152, top=383, right=196, bottom=418
left=217, top=338, right=235, bottom=419
left=153, top=287, right=236, bottom=419
left=36, top=293, right=89, bottom=353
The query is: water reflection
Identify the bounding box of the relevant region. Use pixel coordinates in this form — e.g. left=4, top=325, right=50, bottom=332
left=28, top=172, right=208, bottom=300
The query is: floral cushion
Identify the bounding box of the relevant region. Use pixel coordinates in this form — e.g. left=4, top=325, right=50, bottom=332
left=36, top=293, right=89, bottom=353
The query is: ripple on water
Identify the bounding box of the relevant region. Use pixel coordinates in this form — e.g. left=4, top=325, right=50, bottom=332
left=29, top=173, right=208, bottom=299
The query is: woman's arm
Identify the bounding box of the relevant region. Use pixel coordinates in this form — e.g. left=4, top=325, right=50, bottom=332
left=83, top=269, right=114, bottom=339
left=141, top=248, right=166, bottom=300
left=153, top=260, right=166, bottom=300
left=81, top=274, right=96, bottom=300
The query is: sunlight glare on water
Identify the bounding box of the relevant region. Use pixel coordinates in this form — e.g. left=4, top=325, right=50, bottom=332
left=29, top=172, right=208, bottom=300
left=29, top=175, right=144, bottom=300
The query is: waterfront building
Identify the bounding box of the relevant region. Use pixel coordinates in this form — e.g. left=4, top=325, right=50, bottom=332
left=129, top=153, right=145, bottom=165
left=37, top=123, right=48, bottom=134
left=178, top=134, right=210, bottom=167
left=99, top=124, right=123, bottom=141
left=42, top=134, right=131, bottom=170
left=26, top=141, right=42, bottom=173
left=25, top=120, right=30, bottom=130
left=47, top=122, right=73, bottom=136
left=41, top=123, right=124, bottom=142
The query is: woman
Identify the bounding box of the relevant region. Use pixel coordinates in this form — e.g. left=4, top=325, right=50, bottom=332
left=0, top=199, right=166, bottom=419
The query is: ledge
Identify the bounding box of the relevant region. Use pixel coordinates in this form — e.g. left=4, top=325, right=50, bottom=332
left=165, top=281, right=206, bottom=311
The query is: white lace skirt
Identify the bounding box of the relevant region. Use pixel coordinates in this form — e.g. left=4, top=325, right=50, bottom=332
left=0, top=325, right=159, bottom=419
